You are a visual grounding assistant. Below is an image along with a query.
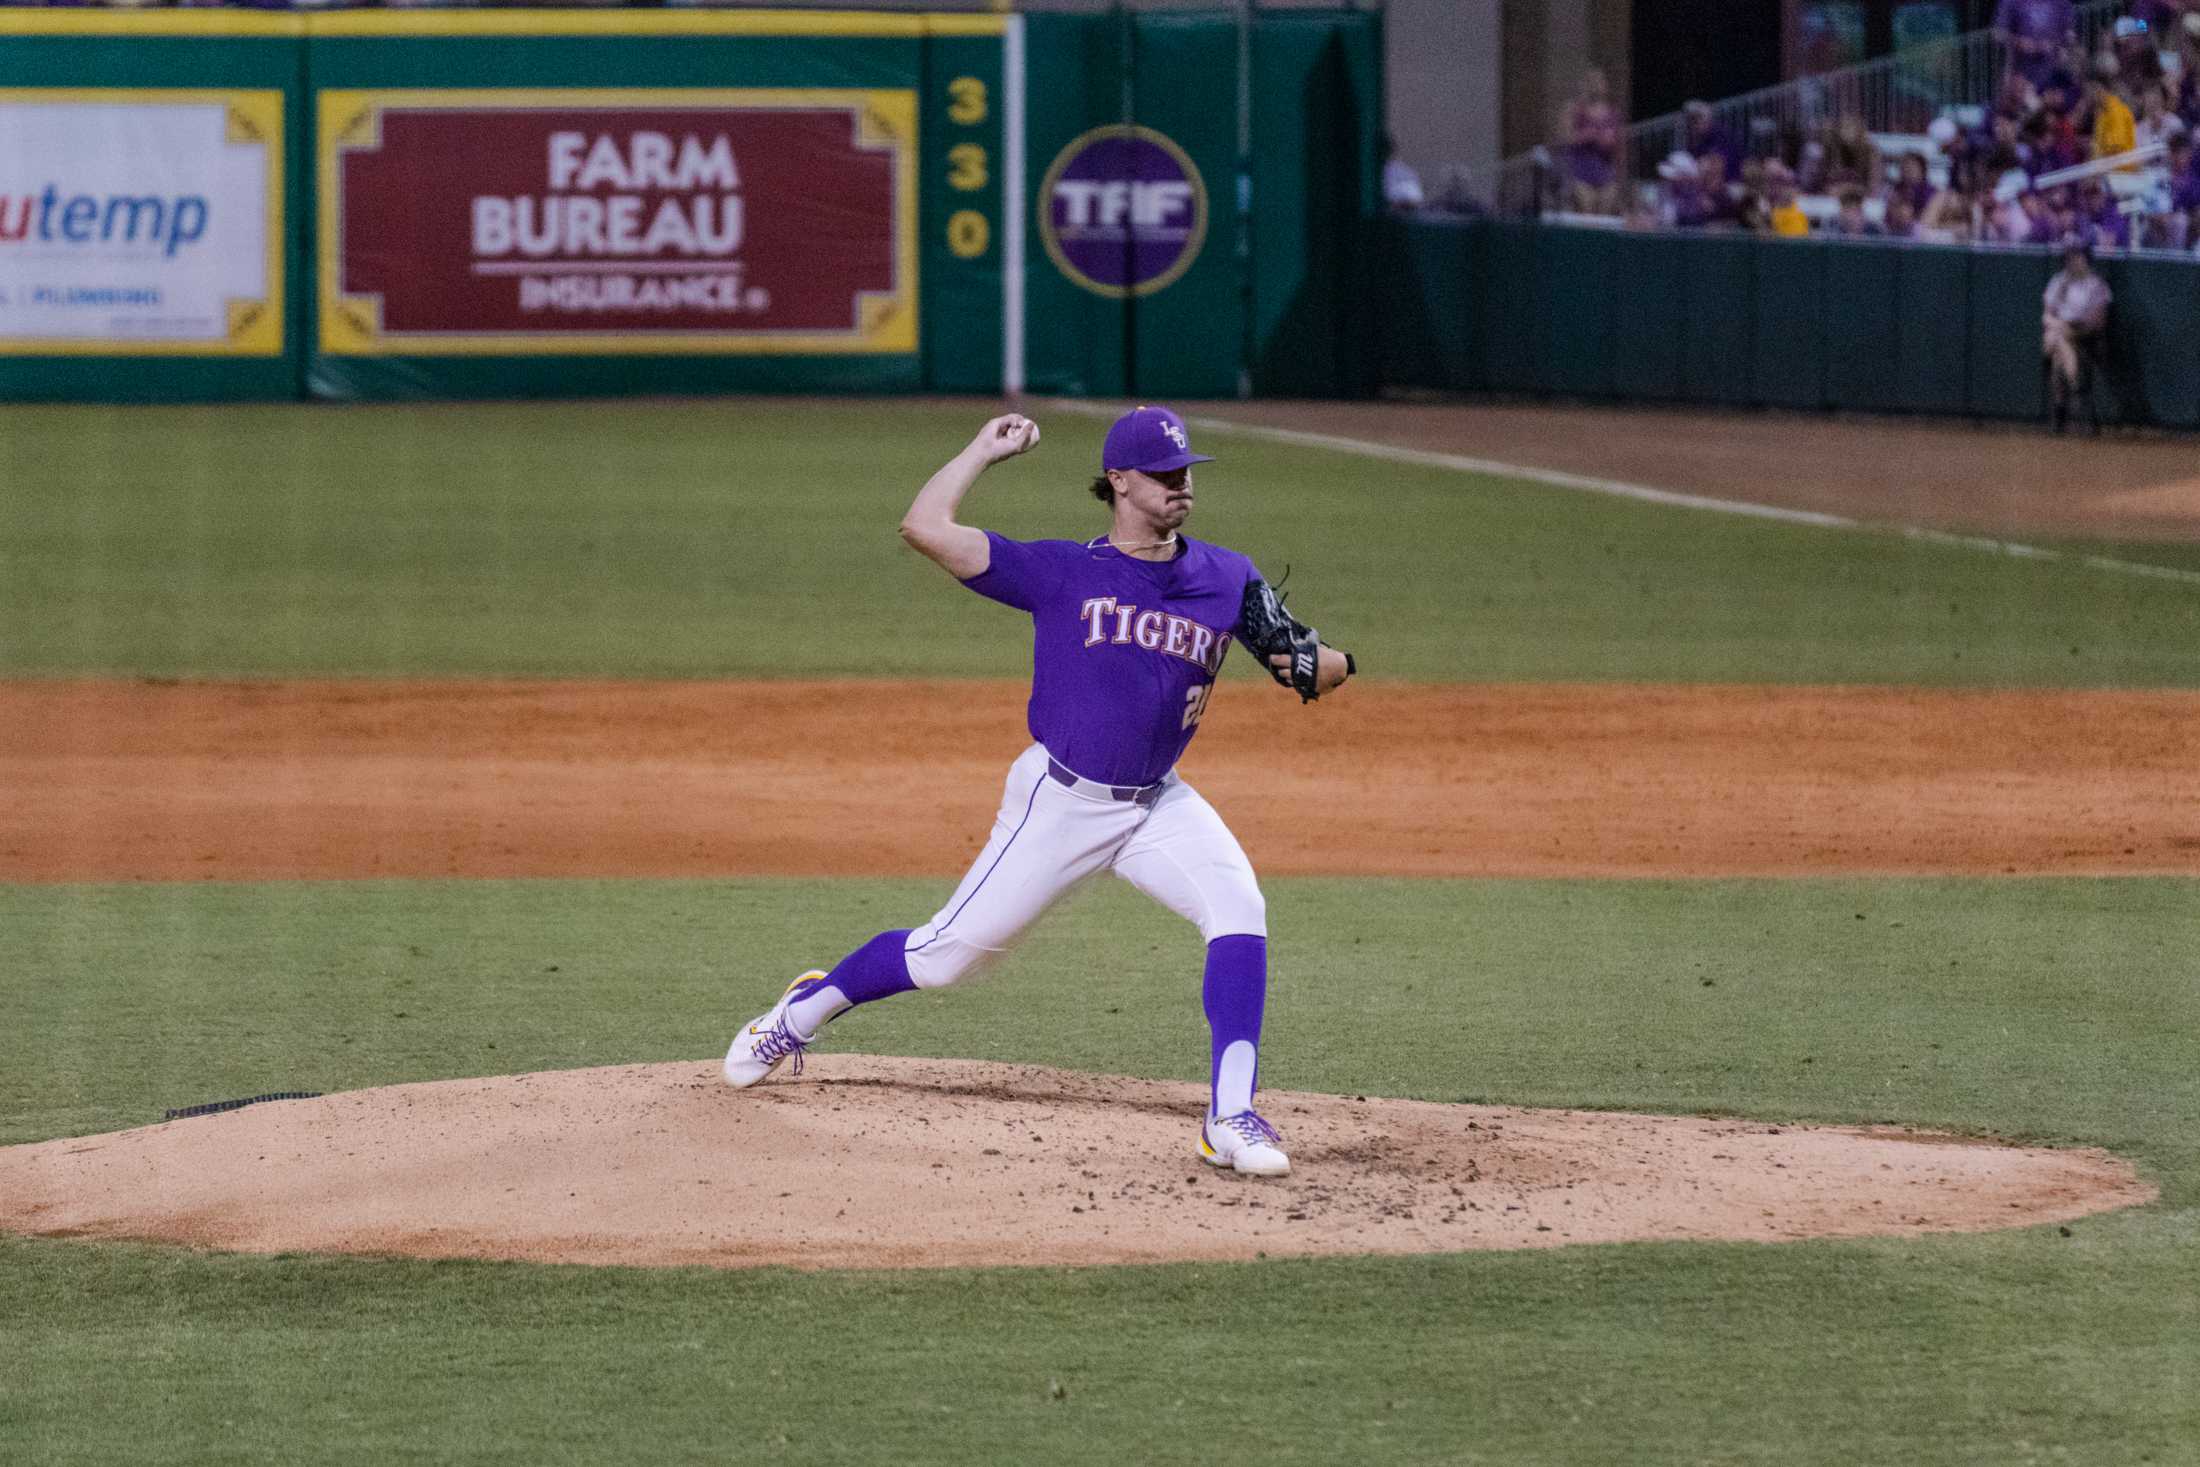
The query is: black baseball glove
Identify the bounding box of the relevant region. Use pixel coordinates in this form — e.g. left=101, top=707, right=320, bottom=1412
left=1239, top=577, right=1324, bottom=702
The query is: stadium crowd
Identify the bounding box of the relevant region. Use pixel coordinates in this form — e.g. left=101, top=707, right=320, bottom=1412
left=1595, top=4, right=2200, bottom=251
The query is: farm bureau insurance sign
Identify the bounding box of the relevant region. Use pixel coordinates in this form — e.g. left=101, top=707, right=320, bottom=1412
left=1039, top=125, right=1207, bottom=298
left=319, top=90, right=916, bottom=355
left=0, top=91, right=283, bottom=355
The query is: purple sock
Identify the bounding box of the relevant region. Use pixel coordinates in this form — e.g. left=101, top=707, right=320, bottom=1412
left=1203, top=934, right=1267, bottom=1118
left=784, top=929, right=915, bottom=1036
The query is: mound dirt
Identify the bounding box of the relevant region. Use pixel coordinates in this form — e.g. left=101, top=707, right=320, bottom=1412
left=0, top=1057, right=2153, bottom=1270
left=4, top=679, right=2198, bottom=882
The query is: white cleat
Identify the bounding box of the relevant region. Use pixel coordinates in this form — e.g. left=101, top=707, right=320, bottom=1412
left=723, top=971, right=825, bottom=1089
left=1199, top=1109, right=1291, bottom=1177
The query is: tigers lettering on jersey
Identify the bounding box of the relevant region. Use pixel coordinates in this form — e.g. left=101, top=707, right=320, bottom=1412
left=1079, top=596, right=1225, bottom=672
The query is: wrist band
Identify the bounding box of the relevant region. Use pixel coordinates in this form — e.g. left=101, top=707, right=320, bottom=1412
left=1343, top=651, right=1357, bottom=676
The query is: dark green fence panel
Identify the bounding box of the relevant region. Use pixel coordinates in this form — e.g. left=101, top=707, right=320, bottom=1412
left=2104, top=256, right=2200, bottom=428
left=1679, top=236, right=1753, bottom=405
left=1607, top=233, right=1686, bottom=402
left=1020, top=12, right=1126, bottom=397
left=921, top=28, right=1009, bottom=394
left=1751, top=240, right=1826, bottom=409
left=1965, top=249, right=2053, bottom=420
left=1480, top=222, right=1545, bottom=393
left=1128, top=12, right=1242, bottom=398
left=1891, top=246, right=1969, bottom=414
left=1248, top=11, right=1381, bottom=397
left=1373, top=219, right=2200, bottom=429
left=1821, top=242, right=1902, bottom=412
left=1376, top=217, right=1483, bottom=392
left=1537, top=227, right=1618, bottom=398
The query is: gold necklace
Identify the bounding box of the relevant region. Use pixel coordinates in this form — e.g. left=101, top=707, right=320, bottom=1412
left=1107, top=532, right=1179, bottom=554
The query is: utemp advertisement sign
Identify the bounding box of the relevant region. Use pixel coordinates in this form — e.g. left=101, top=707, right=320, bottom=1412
left=318, top=90, right=918, bottom=356
left=0, top=90, right=284, bottom=356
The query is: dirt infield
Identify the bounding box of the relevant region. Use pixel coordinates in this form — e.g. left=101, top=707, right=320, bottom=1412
left=5, top=677, right=2197, bottom=883
left=0, top=1056, right=2154, bottom=1270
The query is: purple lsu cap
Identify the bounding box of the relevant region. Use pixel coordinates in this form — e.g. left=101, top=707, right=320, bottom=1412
left=1102, top=405, right=1215, bottom=474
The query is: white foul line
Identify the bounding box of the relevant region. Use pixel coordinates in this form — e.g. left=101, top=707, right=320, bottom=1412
left=1047, top=400, right=2200, bottom=589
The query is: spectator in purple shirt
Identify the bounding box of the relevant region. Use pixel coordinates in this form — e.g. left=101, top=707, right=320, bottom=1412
left=1682, top=101, right=1742, bottom=177
left=2161, top=132, right=2200, bottom=246
left=1695, top=151, right=1744, bottom=228
left=2176, top=17, right=2200, bottom=127
left=2169, top=134, right=2200, bottom=206
left=1996, top=0, right=2077, bottom=91
left=2077, top=177, right=2131, bottom=248
left=2018, top=186, right=2061, bottom=243
left=1562, top=68, right=1624, bottom=215
left=1893, top=153, right=1936, bottom=214
left=1989, top=170, right=2035, bottom=240
left=1658, top=151, right=1716, bottom=228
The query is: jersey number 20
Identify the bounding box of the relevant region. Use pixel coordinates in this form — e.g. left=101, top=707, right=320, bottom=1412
left=1182, top=684, right=1213, bottom=730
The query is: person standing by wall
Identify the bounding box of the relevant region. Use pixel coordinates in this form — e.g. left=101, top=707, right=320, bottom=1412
left=2041, top=243, right=2111, bottom=433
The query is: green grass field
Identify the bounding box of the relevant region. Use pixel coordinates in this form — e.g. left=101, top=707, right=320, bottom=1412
left=3, top=401, right=2197, bottom=685
left=3, top=400, right=2196, bottom=1465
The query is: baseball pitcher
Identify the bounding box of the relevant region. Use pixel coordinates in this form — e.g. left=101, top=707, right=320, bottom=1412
left=724, top=406, right=1354, bottom=1176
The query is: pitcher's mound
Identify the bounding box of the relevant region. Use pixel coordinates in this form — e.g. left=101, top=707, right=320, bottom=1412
left=0, top=1056, right=2153, bottom=1270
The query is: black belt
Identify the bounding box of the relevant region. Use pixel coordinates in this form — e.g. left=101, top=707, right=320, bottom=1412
left=1047, top=757, right=1165, bottom=809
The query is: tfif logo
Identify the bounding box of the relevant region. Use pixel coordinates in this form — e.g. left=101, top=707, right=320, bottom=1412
left=1039, top=125, right=1207, bottom=299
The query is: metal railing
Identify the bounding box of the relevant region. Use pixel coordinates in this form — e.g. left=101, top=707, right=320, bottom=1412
left=1451, top=0, right=2128, bottom=219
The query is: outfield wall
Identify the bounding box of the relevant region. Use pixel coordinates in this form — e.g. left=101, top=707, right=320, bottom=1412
left=0, top=7, right=1380, bottom=403
left=1379, top=218, right=2200, bottom=431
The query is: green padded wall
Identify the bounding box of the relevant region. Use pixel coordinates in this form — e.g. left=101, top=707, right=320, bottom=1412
left=1680, top=236, right=1754, bottom=406
left=1892, top=246, right=1969, bottom=415
left=1751, top=241, right=1826, bottom=410
left=1965, top=249, right=2052, bottom=420
left=1538, top=226, right=1619, bottom=398
left=2105, top=256, right=2200, bottom=428
left=1608, top=233, right=1687, bottom=402
left=1378, top=218, right=2200, bottom=429
left=1127, top=12, right=1243, bottom=399
left=1821, top=242, right=1902, bottom=413
left=1479, top=222, right=1544, bottom=393
left=921, top=27, right=1009, bottom=394
left=1249, top=11, right=1381, bottom=397
left=1373, top=216, right=1483, bottom=392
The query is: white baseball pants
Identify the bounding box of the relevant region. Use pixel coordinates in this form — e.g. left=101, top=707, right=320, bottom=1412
left=904, top=742, right=1266, bottom=989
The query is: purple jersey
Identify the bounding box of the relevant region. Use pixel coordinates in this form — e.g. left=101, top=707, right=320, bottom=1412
left=962, top=529, right=1259, bottom=786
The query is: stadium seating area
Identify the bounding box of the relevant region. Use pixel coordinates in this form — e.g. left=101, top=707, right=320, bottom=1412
left=1411, top=1, right=2200, bottom=254
left=1629, top=4, right=2199, bottom=249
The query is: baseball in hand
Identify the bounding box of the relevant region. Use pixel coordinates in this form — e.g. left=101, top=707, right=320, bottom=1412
left=980, top=413, right=1040, bottom=462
